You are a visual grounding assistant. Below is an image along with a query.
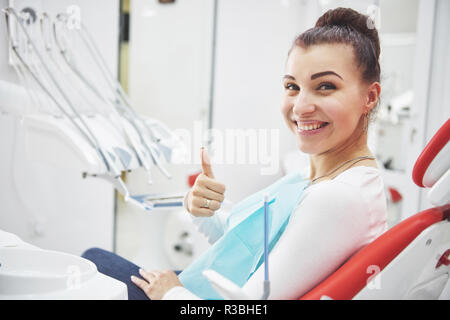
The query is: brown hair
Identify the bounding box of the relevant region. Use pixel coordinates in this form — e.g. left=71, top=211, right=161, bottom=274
left=291, top=7, right=381, bottom=84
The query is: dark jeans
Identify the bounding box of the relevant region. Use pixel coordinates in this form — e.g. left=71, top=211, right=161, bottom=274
left=81, top=247, right=181, bottom=300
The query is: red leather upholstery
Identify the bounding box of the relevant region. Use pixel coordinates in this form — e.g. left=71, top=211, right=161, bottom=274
left=299, top=204, right=450, bottom=300
left=412, top=119, right=450, bottom=187
left=187, top=171, right=201, bottom=187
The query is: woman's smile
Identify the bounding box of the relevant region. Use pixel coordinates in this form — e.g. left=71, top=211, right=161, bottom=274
left=293, top=120, right=330, bottom=136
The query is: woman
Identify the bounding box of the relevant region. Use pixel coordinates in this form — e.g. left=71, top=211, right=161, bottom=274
left=82, top=7, right=387, bottom=300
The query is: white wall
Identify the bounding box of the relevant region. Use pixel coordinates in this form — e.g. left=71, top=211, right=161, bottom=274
left=0, top=0, right=119, bottom=255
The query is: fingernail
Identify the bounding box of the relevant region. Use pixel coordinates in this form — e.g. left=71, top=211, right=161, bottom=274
left=131, top=275, right=136, bottom=281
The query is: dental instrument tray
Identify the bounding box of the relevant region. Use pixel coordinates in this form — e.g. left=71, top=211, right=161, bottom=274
left=129, top=192, right=185, bottom=211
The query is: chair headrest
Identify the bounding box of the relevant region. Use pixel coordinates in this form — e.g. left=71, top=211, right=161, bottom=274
left=412, top=119, right=450, bottom=188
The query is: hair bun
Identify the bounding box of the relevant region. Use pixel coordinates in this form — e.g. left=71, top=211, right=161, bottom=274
left=316, top=7, right=380, bottom=58
left=316, top=7, right=371, bottom=32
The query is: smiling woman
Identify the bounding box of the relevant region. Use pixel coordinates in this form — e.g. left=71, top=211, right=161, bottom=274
left=163, top=7, right=388, bottom=299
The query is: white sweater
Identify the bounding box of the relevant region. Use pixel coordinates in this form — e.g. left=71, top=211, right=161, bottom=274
left=163, top=166, right=387, bottom=300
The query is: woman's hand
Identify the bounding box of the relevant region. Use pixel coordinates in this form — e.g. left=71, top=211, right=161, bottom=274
left=185, top=147, right=226, bottom=217
left=131, top=269, right=183, bottom=300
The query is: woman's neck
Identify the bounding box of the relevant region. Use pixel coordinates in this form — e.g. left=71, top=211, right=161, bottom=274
left=308, top=135, right=375, bottom=181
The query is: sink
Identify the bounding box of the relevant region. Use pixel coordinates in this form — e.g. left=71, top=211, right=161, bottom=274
left=0, top=247, right=97, bottom=295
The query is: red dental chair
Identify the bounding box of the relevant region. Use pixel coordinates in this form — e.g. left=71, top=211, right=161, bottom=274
left=300, top=119, right=450, bottom=300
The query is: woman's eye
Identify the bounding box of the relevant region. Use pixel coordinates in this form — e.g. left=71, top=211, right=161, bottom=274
left=316, top=83, right=336, bottom=91
left=284, top=83, right=299, bottom=91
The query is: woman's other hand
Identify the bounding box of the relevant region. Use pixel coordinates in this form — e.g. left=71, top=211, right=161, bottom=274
left=131, top=269, right=183, bottom=300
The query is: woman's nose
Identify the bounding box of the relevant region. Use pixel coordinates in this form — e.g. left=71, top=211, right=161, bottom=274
left=292, top=94, right=316, bottom=116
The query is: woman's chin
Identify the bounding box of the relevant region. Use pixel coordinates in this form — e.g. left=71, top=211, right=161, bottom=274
left=296, top=139, right=326, bottom=155
left=296, top=141, right=315, bottom=155
left=293, top=125, right=334, bottom=155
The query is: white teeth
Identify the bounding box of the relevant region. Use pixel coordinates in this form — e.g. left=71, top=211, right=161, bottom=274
left=297, top=122, right=326, bottom=131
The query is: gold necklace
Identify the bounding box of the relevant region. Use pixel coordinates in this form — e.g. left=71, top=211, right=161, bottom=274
left=308, top=155, right=375, bottom=186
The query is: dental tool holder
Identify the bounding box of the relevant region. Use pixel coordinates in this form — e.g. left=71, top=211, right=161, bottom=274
left=128, top=193, right=185, bottom=212
left=1, top=7, right=187, bottom=205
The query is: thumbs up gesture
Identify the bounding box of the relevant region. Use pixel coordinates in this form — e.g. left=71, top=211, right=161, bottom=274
left=185, top=147, right=226, bottom=217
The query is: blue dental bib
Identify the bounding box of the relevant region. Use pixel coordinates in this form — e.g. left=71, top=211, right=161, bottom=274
left=178, top=171, right=308, bottom=299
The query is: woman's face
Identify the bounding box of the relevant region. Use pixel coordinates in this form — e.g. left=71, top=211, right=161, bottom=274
left=281, top=43, right=369, bottom=155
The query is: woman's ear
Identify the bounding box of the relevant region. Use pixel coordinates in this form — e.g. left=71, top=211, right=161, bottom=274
left=365, top=82, right=381, bottom=112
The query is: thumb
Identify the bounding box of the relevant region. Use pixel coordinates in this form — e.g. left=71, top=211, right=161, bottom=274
left=201, top=147, right=215, bottom=179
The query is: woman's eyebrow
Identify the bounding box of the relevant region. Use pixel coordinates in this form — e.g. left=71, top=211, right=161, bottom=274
left=283, top=74, right=296, bottom=81
left=282, top=71, right=343, bottom=81
left=310, top=71, right=343, bottom=80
